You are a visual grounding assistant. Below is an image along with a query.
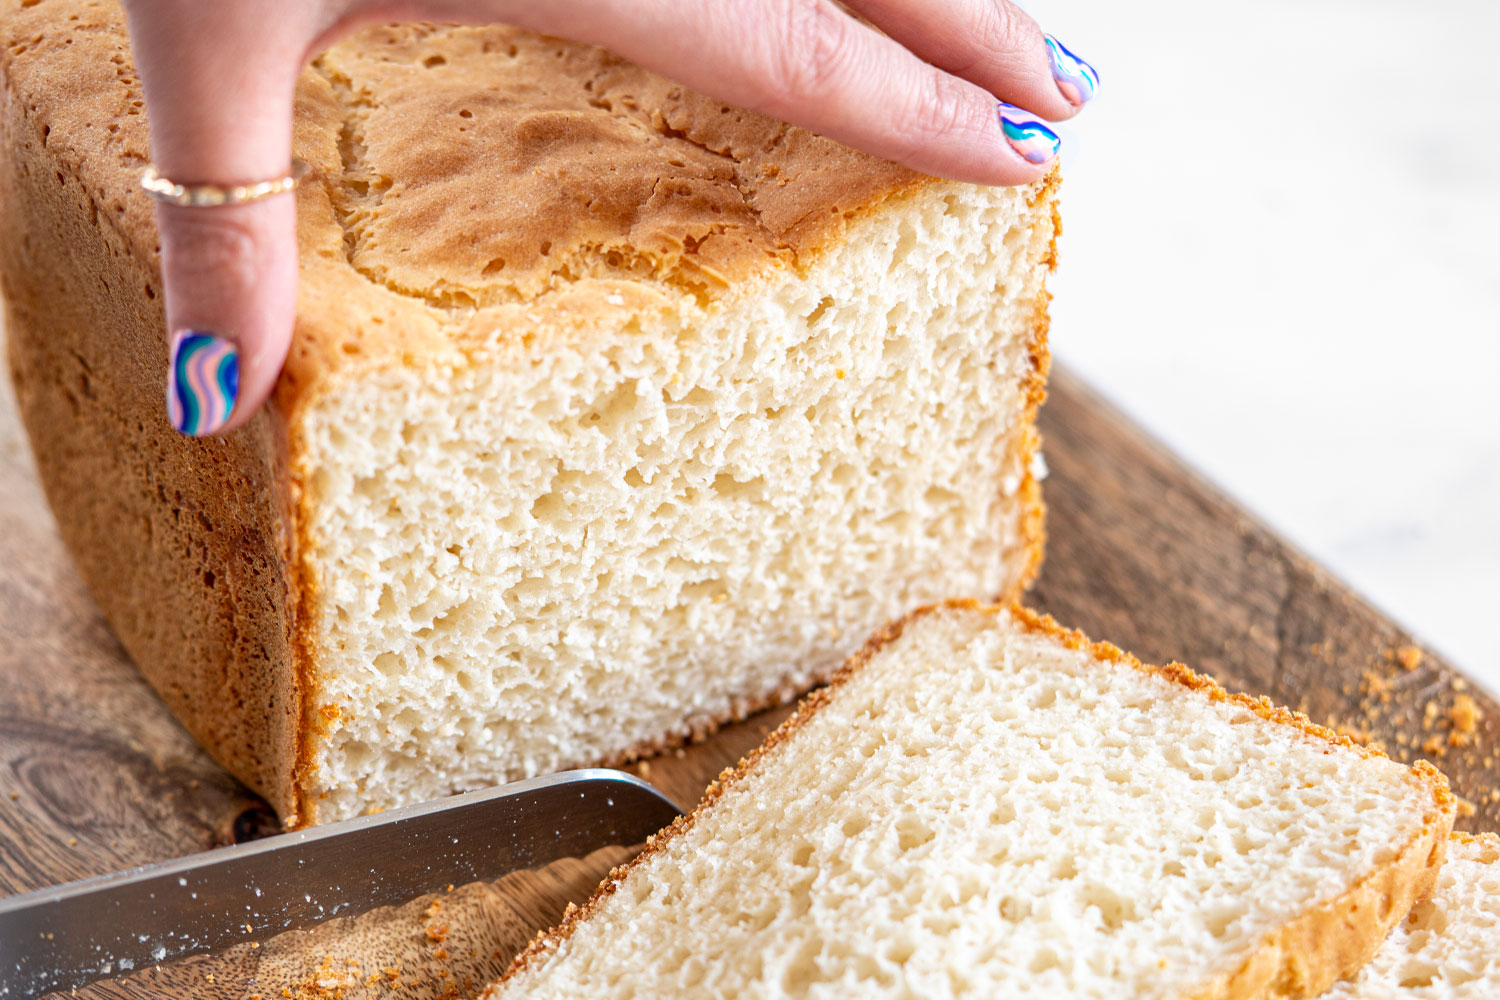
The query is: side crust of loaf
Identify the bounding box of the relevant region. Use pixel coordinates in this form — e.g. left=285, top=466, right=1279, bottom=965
left=1002, top=173, right=1057, bottom=596
left=494, top=600, right=1454, bottom=999
left=0, top=3, right=307, bottom=819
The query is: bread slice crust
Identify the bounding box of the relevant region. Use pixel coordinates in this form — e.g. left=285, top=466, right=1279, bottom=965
left=494, top=600, right=1455, bottom=999
left=1322, top=831, right=1499, bottom=999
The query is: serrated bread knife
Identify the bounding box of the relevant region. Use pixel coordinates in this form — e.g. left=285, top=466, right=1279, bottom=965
left=0, top=769, right=682, bottom=999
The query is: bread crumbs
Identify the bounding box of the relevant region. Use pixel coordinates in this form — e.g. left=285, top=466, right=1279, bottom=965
left=1452, top=694, right=1481, bottom=735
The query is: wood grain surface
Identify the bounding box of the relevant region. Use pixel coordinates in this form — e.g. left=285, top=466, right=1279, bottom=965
left=0, top=359, right=1494, bottom=999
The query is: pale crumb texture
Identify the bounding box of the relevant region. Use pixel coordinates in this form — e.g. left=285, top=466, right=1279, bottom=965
left=484, top=605, right=1442, bottom=999
left=1326, top=835, right=1500, bottom=1000
left=304, top=180, right=1052, bottom=821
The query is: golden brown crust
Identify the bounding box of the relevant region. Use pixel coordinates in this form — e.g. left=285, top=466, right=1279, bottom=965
left=278, top=21, right=930, bottom=403
left=1004, top=603, right=1453, bottom=768
left=997, top=169, right=1059, bottom=599
left=1450, top=829, right=1500, bottom=854
left=495, top=600, right=1456, bottom=996
left=1180, top=815, right=1448, bottom=1000
left=285, top=413, right=324, bottom=827
left=304, top=24, right=919, bottom=304
left=0, top=0, right=305, bottom=820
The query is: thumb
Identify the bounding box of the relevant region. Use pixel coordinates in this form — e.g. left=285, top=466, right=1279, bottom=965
left=124, top=4, right=311, bottom=436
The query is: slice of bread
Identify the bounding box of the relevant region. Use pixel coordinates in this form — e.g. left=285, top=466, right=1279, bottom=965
left=484, top=603, right=1454, bottom=1000
left=1325, top=833, right=1499, bottom=999
left=0, top=4, right=1054, bottom=825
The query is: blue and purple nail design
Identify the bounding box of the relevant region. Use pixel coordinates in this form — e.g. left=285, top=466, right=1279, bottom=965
left=167, top=330, right=238, bottom=436
left=1045, top=34, right=1099, bottom=106
left=998, top=103, right=1061, bottom=165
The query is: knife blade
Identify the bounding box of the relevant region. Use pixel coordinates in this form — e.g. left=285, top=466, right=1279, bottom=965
left=0, top=768, right=682, bottom=999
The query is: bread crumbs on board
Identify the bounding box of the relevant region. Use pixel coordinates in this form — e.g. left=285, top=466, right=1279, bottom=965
left=1321, top=639, right=1497, bottom=821
left=1451, top=694, right=1481, bottom=737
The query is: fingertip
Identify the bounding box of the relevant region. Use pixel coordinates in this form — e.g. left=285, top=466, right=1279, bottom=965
left=157, top=195, right=297, bottom=437
left=997, top=102, right=1061, bottom=171
left=1043, top=33, right=1099, bottom=111
left=166, top=329, right=240, bottom=437
left=166, top=325, right=290, bottom=438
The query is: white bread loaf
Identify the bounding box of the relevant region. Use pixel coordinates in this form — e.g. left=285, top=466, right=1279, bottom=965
left=484, top=603, right=1455, bottom=1000
left=0, top=4, right=1054, bottom=825
left=1325, top=833, right=1499, bottom=1000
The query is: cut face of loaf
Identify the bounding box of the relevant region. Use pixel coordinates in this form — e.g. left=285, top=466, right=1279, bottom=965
left=303, top=175, right=1051, bottom=823
left=1325, top=834, right=1499, bottom=1000
left=486, top=603, right=1455, bottom=1000
left=0, top=7, right=1054, bottom=825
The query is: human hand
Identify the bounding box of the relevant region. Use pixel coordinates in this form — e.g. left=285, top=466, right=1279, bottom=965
left=123, top=0, right=1097, bottom=435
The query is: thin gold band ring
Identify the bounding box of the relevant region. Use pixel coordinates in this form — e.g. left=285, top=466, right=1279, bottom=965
left=140, top=159, right=309, bottom=208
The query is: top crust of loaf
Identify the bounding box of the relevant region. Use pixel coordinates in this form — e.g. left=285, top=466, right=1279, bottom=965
left=313, top=25, right=919, bottom=305
left=0, top=1, right=930, bottom=406
left=495, top=600, right=1455, bottom=999
left=285, top=22, right=930, bottom=403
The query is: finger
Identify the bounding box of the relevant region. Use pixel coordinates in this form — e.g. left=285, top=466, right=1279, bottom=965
left=123, top=2, right=313, bottom=436
left=844, top=0, right=1098, bottom=118
left=453, top=0, right=1062, bottom=185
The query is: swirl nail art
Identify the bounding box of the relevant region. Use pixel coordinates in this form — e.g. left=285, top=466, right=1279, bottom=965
left=1045, top=34, right=1099, bottom=106
left=997, top=103, right=1061, bottom=165
left=168, top=330, right=239, bottom=436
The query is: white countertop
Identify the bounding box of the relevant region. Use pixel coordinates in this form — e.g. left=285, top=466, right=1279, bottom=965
left=1023, top=0, right=1499, bottom=688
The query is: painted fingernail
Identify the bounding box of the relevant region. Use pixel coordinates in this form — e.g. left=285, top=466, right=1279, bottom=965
left=167, top=330, right=239, bottom=436
left=997, top=103, right=1061, bottom=165
left=1045, top=34, right=1099, bottom=106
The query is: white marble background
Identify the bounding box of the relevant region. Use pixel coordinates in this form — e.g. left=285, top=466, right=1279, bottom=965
left=1019, top=0, right=1500, bottom=688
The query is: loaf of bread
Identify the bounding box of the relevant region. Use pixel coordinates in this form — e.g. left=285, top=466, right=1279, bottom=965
left=484, top=602, right=1455, bottom=1000
left=1325, top=833, right=1499, bottom=1000
left=0, top=4, right=1056, bottom=825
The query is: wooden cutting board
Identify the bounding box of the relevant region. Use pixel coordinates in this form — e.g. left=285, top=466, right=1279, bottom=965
left=1, top=362, right=1495, bottom=999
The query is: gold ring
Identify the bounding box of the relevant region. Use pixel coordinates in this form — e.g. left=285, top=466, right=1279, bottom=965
left=140, top=159, right=309, bottom=207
